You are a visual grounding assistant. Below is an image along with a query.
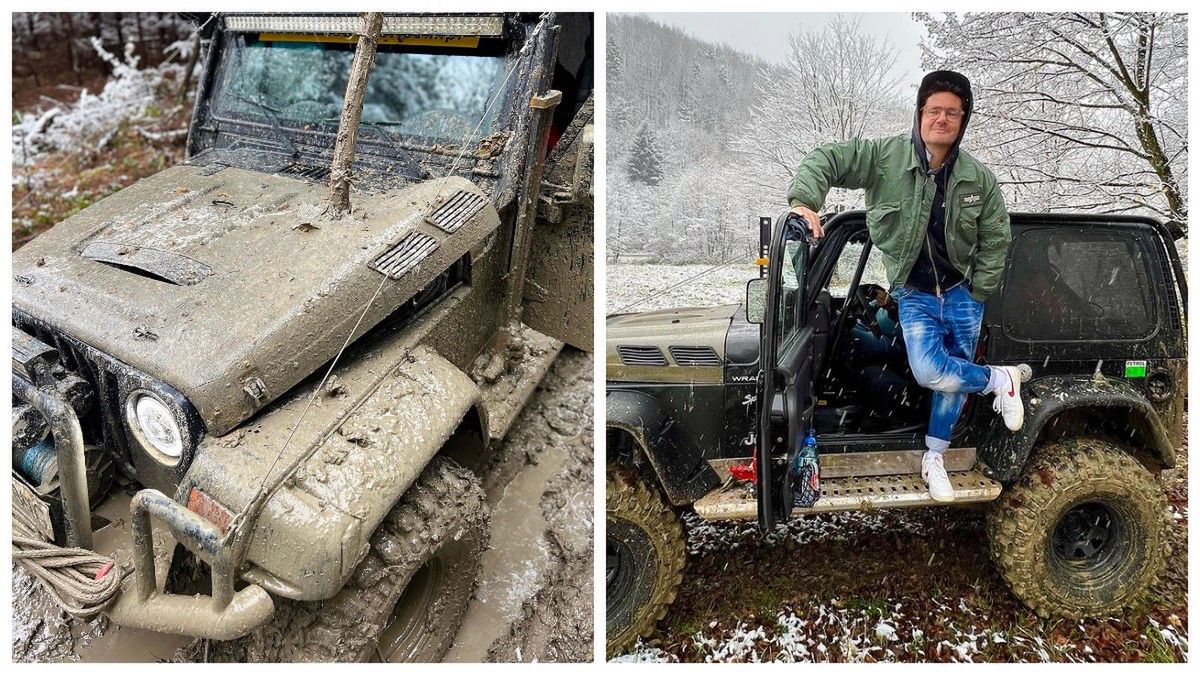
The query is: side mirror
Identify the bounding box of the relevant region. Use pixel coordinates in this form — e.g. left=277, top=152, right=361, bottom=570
left=746, top=278, right=768, bottom=324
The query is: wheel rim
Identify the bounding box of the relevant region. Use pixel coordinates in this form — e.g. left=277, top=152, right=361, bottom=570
left=606, top=518, right=657, bottom=634
left=375, top=559, right=445, bottom=663
left=1052, top=502, right=1114, bottom=561
left=1047, top=499, right=1132, bottom=586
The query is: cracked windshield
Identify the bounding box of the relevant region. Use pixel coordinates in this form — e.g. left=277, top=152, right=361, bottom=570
left=213, top=34, right=508, bottom=143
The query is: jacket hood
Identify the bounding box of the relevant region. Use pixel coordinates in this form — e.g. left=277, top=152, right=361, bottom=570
left=911, top=70, right=973, bottom=173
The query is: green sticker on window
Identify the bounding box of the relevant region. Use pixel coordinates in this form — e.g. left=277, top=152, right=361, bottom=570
left=1125, top=360, right=1147, bottom=378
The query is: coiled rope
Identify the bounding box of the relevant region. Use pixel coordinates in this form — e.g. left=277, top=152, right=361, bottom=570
left=12, top=480, right=122, bottom=619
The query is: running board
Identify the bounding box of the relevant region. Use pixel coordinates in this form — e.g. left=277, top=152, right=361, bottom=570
left=693, top=469, right=1003, bottom=521
left=708, top=447, right=977, bottom=481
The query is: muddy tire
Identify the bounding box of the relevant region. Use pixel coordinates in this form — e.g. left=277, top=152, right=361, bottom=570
left=248, top=457, right=488, bottom=662
left=606, top=466, right=685, bottom=658
left=987, top=437, right=1170, bottom=619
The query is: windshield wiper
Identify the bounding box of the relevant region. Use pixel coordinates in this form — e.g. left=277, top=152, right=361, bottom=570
left=228, top=93, right=300, bottom=160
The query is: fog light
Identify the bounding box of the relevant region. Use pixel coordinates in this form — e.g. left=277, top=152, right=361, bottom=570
left=126, top=392, right=183, bottom=462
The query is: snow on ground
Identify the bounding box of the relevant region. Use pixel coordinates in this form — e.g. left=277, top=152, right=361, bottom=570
left=607, top=263, right=758, bottom=314
left=682, top=509, right=933, bottom=558
left=610, top=641, right=677, bottom=663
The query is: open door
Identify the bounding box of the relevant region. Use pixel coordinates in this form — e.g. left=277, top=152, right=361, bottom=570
left=755, top=212, right=817, bottom=530
left=524, top=96, right=594, bottom=351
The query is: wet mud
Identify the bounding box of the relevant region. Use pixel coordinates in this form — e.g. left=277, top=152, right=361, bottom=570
left=11, top=350, right=595, bottom=663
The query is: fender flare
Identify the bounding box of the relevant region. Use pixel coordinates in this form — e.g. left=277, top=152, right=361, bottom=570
left=185, top=345, right=483, bottom=601
left=606, top=388, right=720, bottom=506
left=977, top=375, right=1175, bottom=483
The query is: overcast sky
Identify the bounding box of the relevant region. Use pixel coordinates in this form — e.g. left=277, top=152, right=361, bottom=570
left=636, top=12, right=927, bottom=94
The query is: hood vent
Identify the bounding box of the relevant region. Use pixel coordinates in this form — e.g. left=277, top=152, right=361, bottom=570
left=426, top=190, right=487, bottom=234
left=280, top=163, right=331, bottom=181
left=669, top=346, right=721, bottom=367
left=82, top=241, right=211, bottom=286
left=616, top=345, right=668, bottom=367
left=370, top=231, right=439, bottom=279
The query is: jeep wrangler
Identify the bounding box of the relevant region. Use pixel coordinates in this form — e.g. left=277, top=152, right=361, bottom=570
left=606, top=210, right=1185, bottom=656
left=12, top=12, right=593, bottom=662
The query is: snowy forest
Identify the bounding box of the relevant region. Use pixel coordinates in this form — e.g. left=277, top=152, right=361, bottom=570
left=607, top=12, right=1188, bottom=264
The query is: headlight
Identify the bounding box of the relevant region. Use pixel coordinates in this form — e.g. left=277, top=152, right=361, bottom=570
left=125, top=391, right=184, bottom=463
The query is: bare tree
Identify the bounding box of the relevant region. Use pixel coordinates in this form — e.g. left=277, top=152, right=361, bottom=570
left=919, top=12, right=1187, bottom=224
left=733, top=15, right=909, bottom=209
left=329, top=12, right=384, bottom=217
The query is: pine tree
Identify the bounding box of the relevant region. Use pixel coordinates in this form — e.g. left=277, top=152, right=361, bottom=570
left=627, top=123, right=664, bottom=186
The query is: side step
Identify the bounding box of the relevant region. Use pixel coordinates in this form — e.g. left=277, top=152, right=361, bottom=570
left=693, top=469, right=1003, bottom=521
left=477, top=325, right=564, bottom=442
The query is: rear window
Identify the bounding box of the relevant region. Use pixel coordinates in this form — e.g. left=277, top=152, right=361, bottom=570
left=1000, top=229, right=1156, bottom=342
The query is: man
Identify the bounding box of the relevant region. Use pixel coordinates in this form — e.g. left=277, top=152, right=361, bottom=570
left=787, top=70, right=1029, bottom=502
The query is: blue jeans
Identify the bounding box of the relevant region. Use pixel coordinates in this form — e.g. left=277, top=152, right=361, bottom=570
left=845, top=323, right=904, bottom=363
left=891, top=284, right=990, bottom=443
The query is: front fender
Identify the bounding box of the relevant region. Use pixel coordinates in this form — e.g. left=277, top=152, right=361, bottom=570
left=977, top=375, right=1175, bottom=483
left=182, top=344, right=482, bottom=601
left=607, top=388, right=720, bottom=506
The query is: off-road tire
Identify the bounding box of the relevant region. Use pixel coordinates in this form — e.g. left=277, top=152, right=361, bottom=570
left=247, top=457, right=488, bottom=662
left=987, top=437, right=1170, bottom=619
left=606, top=466, right=685, bottom=659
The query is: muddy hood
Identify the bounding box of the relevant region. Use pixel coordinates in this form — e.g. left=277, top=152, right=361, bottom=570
left=11, top=164, right=499, bottom=435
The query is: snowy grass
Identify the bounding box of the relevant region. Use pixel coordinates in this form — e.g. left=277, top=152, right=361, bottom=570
left=665, top=599, right=1188, bottom=663
left=607, top=262, right=759, bottom=314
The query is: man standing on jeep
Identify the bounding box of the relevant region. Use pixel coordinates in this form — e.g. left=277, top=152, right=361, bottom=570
left=787, top=70, right=1029, bottom=502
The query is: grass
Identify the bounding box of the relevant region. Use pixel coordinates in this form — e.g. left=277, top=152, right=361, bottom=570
left=1141, top=624, right=1179, bottom=663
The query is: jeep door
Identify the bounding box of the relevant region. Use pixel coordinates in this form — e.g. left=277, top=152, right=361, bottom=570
left=755, top=214, right=816, bottom=529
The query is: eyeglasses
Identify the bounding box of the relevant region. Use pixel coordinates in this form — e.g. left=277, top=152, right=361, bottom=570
left=923, top=107, right=964, bottom=121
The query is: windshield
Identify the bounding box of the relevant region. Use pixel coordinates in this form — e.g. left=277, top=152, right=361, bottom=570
left=211, top=33, right=509, bottom=143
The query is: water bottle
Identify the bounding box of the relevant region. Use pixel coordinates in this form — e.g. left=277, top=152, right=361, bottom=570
left=791, top=428, right=821, bottom=508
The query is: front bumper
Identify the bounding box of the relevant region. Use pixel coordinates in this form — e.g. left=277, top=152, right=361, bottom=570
left=104, top=489, right=274, bottom=640
left=13, top=329, right=273, bottom=640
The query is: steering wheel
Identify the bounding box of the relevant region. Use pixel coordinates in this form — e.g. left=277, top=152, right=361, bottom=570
left=852, top=283, right=888, bottom=337
left=400, top=108, right=476, bottom=140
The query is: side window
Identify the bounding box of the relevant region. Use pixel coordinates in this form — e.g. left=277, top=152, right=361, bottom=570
left=776, top=240, right=805, bottom=348
left=827, top=238, right=889, bottom=297
left=1001, top=229, right=1156, bottom=341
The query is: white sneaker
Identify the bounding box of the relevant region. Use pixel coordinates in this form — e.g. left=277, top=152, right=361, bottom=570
left=921, top=451, right=955, bottom=503
left=991, top=365, right=1028, bottom=432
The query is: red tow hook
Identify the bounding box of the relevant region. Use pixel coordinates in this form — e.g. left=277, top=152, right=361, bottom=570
left=729, top=454, right=757, bottom=483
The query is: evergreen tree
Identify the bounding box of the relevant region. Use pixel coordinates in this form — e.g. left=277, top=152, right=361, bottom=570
left=627, top=123, right=664, bottom=186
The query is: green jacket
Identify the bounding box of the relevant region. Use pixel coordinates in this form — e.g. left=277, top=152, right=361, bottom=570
left=787, top=134, right=1010, bottom=302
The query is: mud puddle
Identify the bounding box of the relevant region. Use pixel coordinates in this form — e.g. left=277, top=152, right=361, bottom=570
left=444, top=444, right=567, bottom=661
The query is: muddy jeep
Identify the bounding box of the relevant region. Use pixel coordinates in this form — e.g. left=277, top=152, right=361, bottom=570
left=12, top=12, right=592, bottom=662
left=606, top=210, right=1185, bottom=656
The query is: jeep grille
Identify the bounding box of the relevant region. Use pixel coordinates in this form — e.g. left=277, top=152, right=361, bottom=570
left=616, top=345, right=668, bottom=367
left=12, top=315, right=127, bottom=455
left=669, top=346, right=721, bottom=367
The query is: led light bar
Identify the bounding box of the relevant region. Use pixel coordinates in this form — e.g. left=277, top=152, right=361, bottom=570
left=225, top=14, right=504, bottom=37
